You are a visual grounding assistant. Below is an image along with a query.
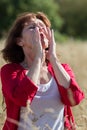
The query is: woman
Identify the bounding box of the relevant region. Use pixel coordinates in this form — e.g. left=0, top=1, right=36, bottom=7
left=1, top=12, right=84, bottom=130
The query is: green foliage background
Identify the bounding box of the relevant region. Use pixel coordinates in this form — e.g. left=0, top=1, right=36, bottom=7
left=0, top=0, right=87, bottom=40
left=58, top=0, right=87, bottom=39
left=0, top=0, right=63, bottom=37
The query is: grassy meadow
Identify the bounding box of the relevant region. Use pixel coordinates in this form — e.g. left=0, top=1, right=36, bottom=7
left=0, top=39, right=87, bottom=130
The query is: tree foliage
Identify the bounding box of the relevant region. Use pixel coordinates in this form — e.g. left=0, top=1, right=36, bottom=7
left=58, top=0, right=87, bottom=38
left=0, top=0, right=63, bottom=38
left=1, top=0, right=87, bottom=39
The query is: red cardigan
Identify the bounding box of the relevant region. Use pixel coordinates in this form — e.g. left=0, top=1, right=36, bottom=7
left=1, top=63, right=84, bottom=130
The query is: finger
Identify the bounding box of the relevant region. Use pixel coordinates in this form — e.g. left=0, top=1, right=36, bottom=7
left=51, top=29, right=56, bottom=52
left=44, top=26, right=48, bottom=35
left=39, top=24, right=48, bottom=36
left=47, top=27, right=51, bottom=38
left=46, top=27, right=52, bottom=46
left=44, top=26, right=49, bottom=38
left=34, top=27, right=41, bottom=44
left=51, top=29, right=55, bottom=42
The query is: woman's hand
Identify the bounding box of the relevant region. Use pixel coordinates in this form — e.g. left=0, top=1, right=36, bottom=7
left=31, top=27, right=43, bottom=59
left=46, top=28, right=57, bottom=63
left=33, top=27, right=47, bottom=65
left=25, top=27, right=43, bottom=84
left=46, top=28, right=71, bottom=90
left=22, top=24, right=44, bottom=62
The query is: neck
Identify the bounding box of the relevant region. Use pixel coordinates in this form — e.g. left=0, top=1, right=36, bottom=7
left=21, top=49, right=48, bottom=69
left=21, top=56, right=33, bottom=69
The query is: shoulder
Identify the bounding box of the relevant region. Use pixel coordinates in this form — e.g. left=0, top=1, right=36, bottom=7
left=1, top=63, right=19, bottom=70
left=1, top=63, right=22, bottom=70
left=1, top=63, right=23, bottom=76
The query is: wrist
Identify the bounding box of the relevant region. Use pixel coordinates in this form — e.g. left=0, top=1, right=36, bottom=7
left=35, top=55, right=42, bottom=63
left=49, top=55, right=60, bottom=64
left=36, top=52, right=43, bottom=60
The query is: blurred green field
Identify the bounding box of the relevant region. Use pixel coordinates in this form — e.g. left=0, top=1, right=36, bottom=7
left=0, top=39, right=87, bottom=130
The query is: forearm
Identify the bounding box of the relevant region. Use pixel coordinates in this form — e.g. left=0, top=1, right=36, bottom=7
left=27, top=57, right=41, bottom=85
left=47, top=29, right=81, bottom=106
left=50, top=56, right=77, bottom=105
left=50, top=56, right=70, bottom=88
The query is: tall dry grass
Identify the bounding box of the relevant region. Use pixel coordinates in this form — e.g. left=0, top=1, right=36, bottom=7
left=0, top=39, right=87, bottom=130
left=58, top=40, right=87, bottom=130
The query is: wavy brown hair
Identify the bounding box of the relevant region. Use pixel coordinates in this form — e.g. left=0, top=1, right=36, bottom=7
left=2, top=12, right=51, bottom=63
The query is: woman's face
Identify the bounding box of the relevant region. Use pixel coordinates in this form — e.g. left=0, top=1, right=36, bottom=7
left=21, top=18, right=49, bottom=50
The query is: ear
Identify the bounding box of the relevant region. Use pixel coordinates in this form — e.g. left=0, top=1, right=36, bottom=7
left=16, top=38, right=24, bottom=47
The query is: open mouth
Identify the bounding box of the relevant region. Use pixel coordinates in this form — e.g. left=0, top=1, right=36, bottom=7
left=45, top=47, right=49, bottom=50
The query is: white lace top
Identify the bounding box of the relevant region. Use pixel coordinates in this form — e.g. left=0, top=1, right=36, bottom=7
left=18, top=77, right=64, bottom=130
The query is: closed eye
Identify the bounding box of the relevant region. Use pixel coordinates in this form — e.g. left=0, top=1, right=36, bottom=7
left=28, top=26, right=36, bottom=30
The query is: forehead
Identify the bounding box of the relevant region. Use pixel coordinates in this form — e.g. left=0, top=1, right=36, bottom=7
left=24, top=18, right=46, bottom=27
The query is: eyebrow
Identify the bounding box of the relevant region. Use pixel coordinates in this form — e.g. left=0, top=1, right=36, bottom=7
left=23, top=23, right=36, bottom=31
left=27, top=22, right=45, bottom=29
left=23, top=20, right=46, bottom=32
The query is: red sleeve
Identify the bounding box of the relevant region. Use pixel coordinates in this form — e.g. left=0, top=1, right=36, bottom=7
left=58, top=64, right=85, bottom=106
left=1, top=64, right=38, bottom=107
left=48, top=63, right=84, bottom=106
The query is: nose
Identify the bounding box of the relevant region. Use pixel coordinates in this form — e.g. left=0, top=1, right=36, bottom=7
left=37, top=24, right=47, bottom=36
left=39, top=26, right=47, bottom=35
left=39, top=27, right=43, bottom=32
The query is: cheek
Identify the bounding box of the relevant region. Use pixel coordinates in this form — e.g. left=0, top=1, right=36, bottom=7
left=22, top=33, right=32, bottom=46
